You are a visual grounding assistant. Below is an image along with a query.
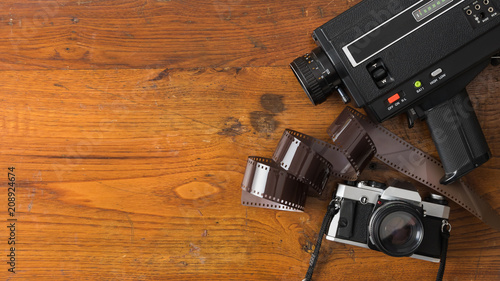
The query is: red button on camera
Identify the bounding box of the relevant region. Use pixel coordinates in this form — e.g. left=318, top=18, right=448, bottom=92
left=388, top=93, right=401, bottom=104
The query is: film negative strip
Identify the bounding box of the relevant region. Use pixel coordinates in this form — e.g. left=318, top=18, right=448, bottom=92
left=241, top=107, right=500, bottom=231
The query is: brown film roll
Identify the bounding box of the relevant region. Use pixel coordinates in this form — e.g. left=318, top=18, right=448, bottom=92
left=241, top=107, right=500, bottom=231
left=241, top=157, right=308, bottom=212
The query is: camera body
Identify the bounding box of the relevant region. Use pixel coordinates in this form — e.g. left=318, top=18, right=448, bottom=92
left=291, top=0, right=500, bottom=184
left=326, top=181, right=450, bottom=262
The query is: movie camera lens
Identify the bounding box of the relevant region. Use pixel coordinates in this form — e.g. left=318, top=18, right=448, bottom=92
left=369, top=203, right=424, bottom=257
left=290, top=47, right=342, bottom=105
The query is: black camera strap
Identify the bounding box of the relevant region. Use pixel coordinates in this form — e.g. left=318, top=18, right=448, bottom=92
left=303, top=199, right=340, bottom=281
left=436, top=221, right=451, bottom=281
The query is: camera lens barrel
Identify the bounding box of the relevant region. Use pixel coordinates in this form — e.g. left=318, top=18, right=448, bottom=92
left=290, top=47, right=342, bottom=105
left=369, top=202, right=424, bottom=257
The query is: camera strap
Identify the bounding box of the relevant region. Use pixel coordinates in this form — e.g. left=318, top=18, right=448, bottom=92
left=437, top=221, right=451, bottom=281
left=241, top=107, right=500, bottom=231
left=303, top=199, right=340, bottom=281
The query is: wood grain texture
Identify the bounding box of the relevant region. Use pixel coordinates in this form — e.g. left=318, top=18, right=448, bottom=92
left=0, top=0, right=499, bottom=280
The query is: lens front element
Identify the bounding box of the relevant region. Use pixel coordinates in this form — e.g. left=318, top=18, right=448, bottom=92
left=290, top=47, right=341, bottom=105
left=369, top=202, right=424, bottom=257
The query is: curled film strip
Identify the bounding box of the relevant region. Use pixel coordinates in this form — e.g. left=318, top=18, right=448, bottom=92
left=241, top=108, right=375, bottom=212
left=241, top=107, right=500, bottom=231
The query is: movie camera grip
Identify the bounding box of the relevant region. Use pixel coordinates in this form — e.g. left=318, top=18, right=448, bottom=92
left=425, top=90, right=491, bottom=185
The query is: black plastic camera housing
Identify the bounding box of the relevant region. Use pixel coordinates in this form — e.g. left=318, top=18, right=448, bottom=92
left=291, top=0, right=500, bottom=184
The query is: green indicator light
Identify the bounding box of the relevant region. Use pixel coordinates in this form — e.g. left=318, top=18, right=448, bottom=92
left=424, top=9, right=427, bottom=13
left=437, top=1, right=441, bottom=5
left=433, top=4, right=436, bottom=7
left=414, top=81, right=422, bottom=88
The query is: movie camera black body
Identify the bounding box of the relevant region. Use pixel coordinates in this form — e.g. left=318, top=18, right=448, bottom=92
left=291, top=0, right=500, bottom=184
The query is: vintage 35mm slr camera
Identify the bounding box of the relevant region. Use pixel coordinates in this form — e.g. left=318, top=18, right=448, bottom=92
left=326, top=181, right=450, bottom=262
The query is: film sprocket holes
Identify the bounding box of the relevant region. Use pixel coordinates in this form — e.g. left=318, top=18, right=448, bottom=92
left=327, top=181, right=450, bottom=262
left=291, top=0, right=500, bottom=185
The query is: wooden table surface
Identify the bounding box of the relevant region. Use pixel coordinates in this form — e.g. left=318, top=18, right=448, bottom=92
left=1, top=0, right=499, bottom=280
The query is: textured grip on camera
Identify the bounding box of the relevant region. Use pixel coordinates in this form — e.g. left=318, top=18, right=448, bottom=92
left=425, top=90, right=491, bottom=185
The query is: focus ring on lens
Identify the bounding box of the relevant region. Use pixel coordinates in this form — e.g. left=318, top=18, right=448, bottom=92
left=368, top=202, right=424, bottom=257
left=290, top=55, right=326, bottom=105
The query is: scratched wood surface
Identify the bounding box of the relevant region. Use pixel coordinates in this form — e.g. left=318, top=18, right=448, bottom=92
left=0, top=0, right=499, bottom=280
